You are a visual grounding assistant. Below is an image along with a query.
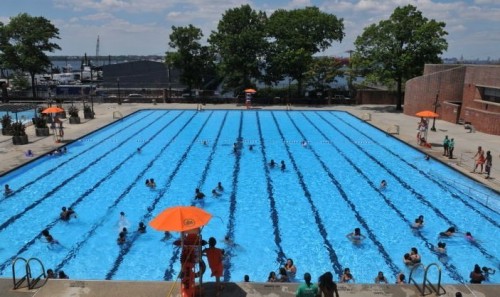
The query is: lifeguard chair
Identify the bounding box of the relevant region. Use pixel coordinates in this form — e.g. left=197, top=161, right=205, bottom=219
left=176, top=228, right=206, bottom=297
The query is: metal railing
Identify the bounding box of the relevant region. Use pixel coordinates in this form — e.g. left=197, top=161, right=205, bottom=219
left=408, top=263, right=446, bottom=296
left=12, top=257, right=47, bottom=290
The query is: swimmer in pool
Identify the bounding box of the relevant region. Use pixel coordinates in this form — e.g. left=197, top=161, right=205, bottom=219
left=439, top=227, right=456, bottom=237
left=41, top=229, right=59, bottom=245
left=117, top=231, right=126, bottom=245
left=138, top=222, right=146, bottom=233
left=346, top=228, right=366, bottom=243
left=269, top=159, right=276, bottom=168
left=212, top=189, right=222, bottom=197
left=379, top=180, right=387, bottom=190
left=4, top=184, right=13, bottom=197
left=216, top=182, right=224, bottom=192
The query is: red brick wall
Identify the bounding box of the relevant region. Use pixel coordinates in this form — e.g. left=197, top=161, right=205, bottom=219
left=355, top=89, right=399, bottom=104
left=404, top=65, right=466, bottom=119
left=405, top=64, right=500, bottom=135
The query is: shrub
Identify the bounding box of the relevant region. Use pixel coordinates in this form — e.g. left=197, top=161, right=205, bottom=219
left=1, top=114, right=12, bottom=129
left=68, top=106, right=79, bottom=118
left=34, top=117, right=48, bottom=128
left=11, top=121, right=26, bottom=136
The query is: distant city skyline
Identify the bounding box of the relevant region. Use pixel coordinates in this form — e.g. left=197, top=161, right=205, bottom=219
left=1, top=0, right=499, bottom=60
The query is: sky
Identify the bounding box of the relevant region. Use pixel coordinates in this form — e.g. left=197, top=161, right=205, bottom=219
left=1, top=0, right=499, bottom=60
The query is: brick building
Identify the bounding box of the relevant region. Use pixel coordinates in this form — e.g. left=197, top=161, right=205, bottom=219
left=404, top=64, right=500, bottom=135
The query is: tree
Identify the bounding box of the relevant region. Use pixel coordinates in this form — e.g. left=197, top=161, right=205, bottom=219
left=353, top=5, right=448, bottom=110
left=209, top=5, right=268, bottom=94
left=166, top=25, right=214, bottom=94
left=304, top=56, right=343, bottom=95
left=266, top=7, right=344, bottom=97
left=0, top=14, right=61, bottom=98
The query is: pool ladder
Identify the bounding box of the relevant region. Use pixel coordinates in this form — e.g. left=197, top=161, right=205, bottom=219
left=11, top=257, right=47, bottom=290
left=409, top=263, right=446, bottom=296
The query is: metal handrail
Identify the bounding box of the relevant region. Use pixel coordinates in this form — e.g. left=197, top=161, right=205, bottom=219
left=423, top=263, right=446, bottom=296
left=11, top=257, right=28, bottom=290
left=408, top=263, right=429, bottom=296
left=27, top=257, right=47, bottom=289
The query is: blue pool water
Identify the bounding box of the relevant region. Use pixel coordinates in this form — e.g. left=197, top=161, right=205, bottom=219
left=0, top=110, right=37, bottom=128
left=0, top=110, right=498, bottom=284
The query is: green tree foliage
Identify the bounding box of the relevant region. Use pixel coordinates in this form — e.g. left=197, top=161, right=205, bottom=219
left=304, top=56, right=344, bottom=93
left=353, top=5, right=448, bottom=110
left=166, top=25, right=214, bottom=93
left=0, top=13, right=61, bottom=98
left=209, top=4, right=268, bottom=95
left=266, top=7, right=344, bottom=97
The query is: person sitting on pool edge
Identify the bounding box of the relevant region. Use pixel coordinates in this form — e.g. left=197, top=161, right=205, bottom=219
left=440, top=226, right=456, bottom=237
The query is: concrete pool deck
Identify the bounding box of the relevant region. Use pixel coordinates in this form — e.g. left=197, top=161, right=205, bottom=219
left=0, top=102, right=498, bottom=296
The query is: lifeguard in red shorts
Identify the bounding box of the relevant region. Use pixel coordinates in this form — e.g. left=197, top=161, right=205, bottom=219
left=203, top=237, right=224, bottom=293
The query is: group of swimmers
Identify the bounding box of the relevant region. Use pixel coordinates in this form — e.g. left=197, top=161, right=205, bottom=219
left=193, top=182, right=224, bottom=204
left=60, top=206, right=77, bottom=221
left=116, top=212, right=148, bottom=245
left=269, top=159, right=286, bottom=171
left=46, top=269, right=68, bottom=279
left=145, top=178, right=156, bottom=189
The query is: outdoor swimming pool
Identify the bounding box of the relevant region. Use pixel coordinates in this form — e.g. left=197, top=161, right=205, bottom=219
left=0, top=110, right=498, bottom=284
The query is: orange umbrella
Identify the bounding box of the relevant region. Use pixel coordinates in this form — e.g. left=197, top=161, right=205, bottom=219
left=244, top=88, right=256, bottom=94
left=149, top=206, right=212, bottom=232
left=42, top=107, right=65, bottom=114
left=416, top=110, right=439, bottom=118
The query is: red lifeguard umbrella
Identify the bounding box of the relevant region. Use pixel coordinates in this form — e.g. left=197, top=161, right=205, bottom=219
left=416, top=110, right=439, bottom=118
left=244, top=88, right=256, bottom=94
left=149, top=206, right=212, bottom=232
left=41, top=107, right=65, bottom=114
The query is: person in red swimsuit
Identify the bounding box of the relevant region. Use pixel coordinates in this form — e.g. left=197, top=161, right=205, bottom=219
left=203, top=237, right=224, bottom=293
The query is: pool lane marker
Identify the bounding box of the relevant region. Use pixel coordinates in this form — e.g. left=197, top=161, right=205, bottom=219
left=318, top=112, right=499, bottom=264
left=299, top=112, right=466, bottom=283
left=270, top=111, right=346, bottom=277
left=1, top=110, right=157, bottom=198
left=0, top=111, right=169, bottom=234
left=222, top=111, right=243, bottom=282
left=105, top=111, right=214, bottom=280
left=0, top=111, right=186, bottom=274
left=255, top=112, right=287, bottom=267
left=333, top=113, right=500, bottom=226
left=163, top=111, right=229, bottom=281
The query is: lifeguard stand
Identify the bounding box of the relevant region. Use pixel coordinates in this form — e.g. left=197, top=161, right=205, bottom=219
left=245, top=93, right=252, bottom=109
left=179, top=228, right=205, bottom=297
